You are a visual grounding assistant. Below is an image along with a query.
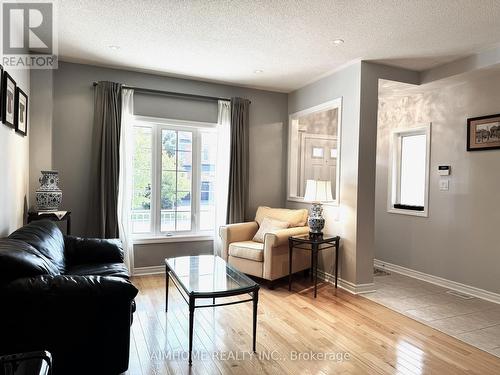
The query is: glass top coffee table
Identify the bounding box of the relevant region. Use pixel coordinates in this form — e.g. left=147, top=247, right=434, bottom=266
left=165, top=255, right=260, bottom=365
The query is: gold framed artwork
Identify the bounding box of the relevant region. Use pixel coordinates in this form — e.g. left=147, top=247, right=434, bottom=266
left=467, top=114, right=500, bottom=151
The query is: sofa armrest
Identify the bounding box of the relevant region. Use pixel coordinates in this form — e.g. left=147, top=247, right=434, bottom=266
left=64, top=236, right=124, bottom=266
left=219, top=222, right=259, bottom=260
left=3, top=274, right=138, bottom=301
left=264, top=226, right=310, bottom=248
left=0, top=275, right=137, bottom=374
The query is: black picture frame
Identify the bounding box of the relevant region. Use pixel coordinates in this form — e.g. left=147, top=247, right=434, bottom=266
left=15, top=87, right=28, bottom=136
left=467, top=114, right=500, bottom=151
left=2, top=71, right=16, bottom=128
left=0, top=65, right=3, bottom=121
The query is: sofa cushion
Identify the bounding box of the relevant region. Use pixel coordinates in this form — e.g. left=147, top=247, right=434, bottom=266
left=255, top=206, right=308, bottom=228
left=66, top=263, right=130, bottom=279
left=0, top=239, right=60, bottom=284
left=8, top=220, right=66, bottom=273
left=252, top=217, right=289, bottom=243
left=228, top=241, right=264, bottom=262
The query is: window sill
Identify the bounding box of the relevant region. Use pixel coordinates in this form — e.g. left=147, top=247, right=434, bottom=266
left=387, top=207, right=428, bottom=217
left=133, top=234, right=214, bottom=245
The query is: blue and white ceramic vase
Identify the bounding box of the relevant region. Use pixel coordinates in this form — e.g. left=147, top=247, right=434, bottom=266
left=308, top=203, right=325, bottom=234
left=35, top=171, right=63, bottom=211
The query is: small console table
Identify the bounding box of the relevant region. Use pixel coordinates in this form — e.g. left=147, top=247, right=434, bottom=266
left=288, top=233, right=340, bottom=298
left=27, top=211, right=71, bottom=235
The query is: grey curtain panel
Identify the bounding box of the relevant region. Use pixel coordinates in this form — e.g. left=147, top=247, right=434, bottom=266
left=87, top=81, right=122, bottom=238
left=227, top=97, right=250, bottom=223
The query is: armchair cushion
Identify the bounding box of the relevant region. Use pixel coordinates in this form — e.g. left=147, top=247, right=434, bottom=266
left=228, top=241, right=264, bottom=262
left=252, top=217, right=289, bottom=243
left=219, top=221, right=259, bottom=260
left=255, top=206, right=308, bottom=228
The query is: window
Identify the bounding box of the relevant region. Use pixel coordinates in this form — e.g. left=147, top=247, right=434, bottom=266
left=131, top=118, right=217, bottom=236
left=388, top=124, right=431, bottom=217
left=131, top=127, right=152, bottom=233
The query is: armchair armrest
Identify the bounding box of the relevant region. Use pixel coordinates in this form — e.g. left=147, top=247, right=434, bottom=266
left=219, top=222, right=259, bottom=260
left=64, top=236, right=124, bottom=266
left=262, top=226, right=309, bottom=280
left=264, top=226, right=310, bottom=247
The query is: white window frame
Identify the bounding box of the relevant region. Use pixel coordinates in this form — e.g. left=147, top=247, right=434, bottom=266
left=132, top=115, right=217, bottom=240
left=387, top=123, right=431, bottom=217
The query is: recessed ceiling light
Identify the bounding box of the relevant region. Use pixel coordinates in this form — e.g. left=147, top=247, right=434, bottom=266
left=253, top=69, right=264, bottom=74
left=332, top=39, right=344, bottom=45
left=108, top=45, right=121, bottom=50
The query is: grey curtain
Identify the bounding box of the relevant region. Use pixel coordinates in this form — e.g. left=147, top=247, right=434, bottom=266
left=87, top=81, right=122, bottom=238
left=227, top=97, right=250, bottom=223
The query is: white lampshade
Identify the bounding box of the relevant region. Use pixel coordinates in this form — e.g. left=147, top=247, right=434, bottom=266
left=304, top=180, right=333, bottom=202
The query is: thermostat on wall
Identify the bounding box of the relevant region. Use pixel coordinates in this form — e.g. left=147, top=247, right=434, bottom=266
left=438, top=165, right=451, bottom=176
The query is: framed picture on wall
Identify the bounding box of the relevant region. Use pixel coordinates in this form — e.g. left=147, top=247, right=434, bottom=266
left=15, top=87, right=28, bottom=136
left=0, top=65, right=3, bottom=121
left=467, top=114, right=500, bottom=151
left=2, top=72, right=16, bottom=128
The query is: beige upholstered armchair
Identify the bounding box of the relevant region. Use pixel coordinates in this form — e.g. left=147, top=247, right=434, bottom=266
left=220, top=207, right=311, bottom=287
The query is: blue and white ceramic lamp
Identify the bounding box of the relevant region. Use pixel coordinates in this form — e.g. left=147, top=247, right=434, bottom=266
left=304, top=180, right=333, bottom=236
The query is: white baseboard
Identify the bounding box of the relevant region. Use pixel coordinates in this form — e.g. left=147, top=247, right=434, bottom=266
left=317, top=269, right=376, bottom=295
left=133, top=265, right=375, bottom=294
left=133, top=265, right=165, bottom=276
left=374, top=259, right=500, bottom=305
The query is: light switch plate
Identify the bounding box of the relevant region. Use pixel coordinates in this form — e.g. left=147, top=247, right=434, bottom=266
left=439, top=180, right=449, bottom=191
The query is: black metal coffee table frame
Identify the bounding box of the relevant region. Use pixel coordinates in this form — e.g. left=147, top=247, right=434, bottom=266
left=165, top=259, right=259, bottom=366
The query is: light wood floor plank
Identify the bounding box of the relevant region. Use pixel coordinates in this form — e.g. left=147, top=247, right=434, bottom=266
left=129, top=275, right=500, bottom=375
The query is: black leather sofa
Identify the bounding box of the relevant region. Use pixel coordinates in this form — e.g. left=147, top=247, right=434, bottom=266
left=0, top=220, right=138, bottom=375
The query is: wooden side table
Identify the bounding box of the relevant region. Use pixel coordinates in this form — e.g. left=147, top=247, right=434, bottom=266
left=288, top=233, right=340, bottom=298
left=27, top=211, right=72, bottom=235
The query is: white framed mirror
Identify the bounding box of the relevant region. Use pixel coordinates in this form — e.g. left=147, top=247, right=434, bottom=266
left=288, top=98, right=342, bottom=205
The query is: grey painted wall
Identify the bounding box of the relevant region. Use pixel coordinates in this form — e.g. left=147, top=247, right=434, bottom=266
left=50, top=61, right=288, bottom=237
left=287, top=62, right=363, bottom=286
left=29, top=70, right=53, bottom=207
left=134, top=92, right=218, bottom=123
left=287, top=61, right=419, bottom=288
left=134, top=240, right=213, bottom=268
left=357, top=63, right=419, bottom=283
left=33, top=61, right=288, bottom=265
left=375, top=67, right=500, bottom=294
left=0, top=64, right=30, bottom=236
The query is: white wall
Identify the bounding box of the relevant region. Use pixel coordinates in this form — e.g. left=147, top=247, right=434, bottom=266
left=0, top=65, right=30, bottom=236
left=375, top=67, right=500, bottom=294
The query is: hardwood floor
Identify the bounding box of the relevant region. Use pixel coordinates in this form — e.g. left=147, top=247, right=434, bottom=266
left=127, top=275, right=500, bottom=375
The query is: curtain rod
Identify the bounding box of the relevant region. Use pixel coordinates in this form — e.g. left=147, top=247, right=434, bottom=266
left=92, top=81, right=233, bottom=103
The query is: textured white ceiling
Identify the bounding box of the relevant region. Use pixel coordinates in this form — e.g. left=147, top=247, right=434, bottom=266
left=58, top=0, right=500, bottom=92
